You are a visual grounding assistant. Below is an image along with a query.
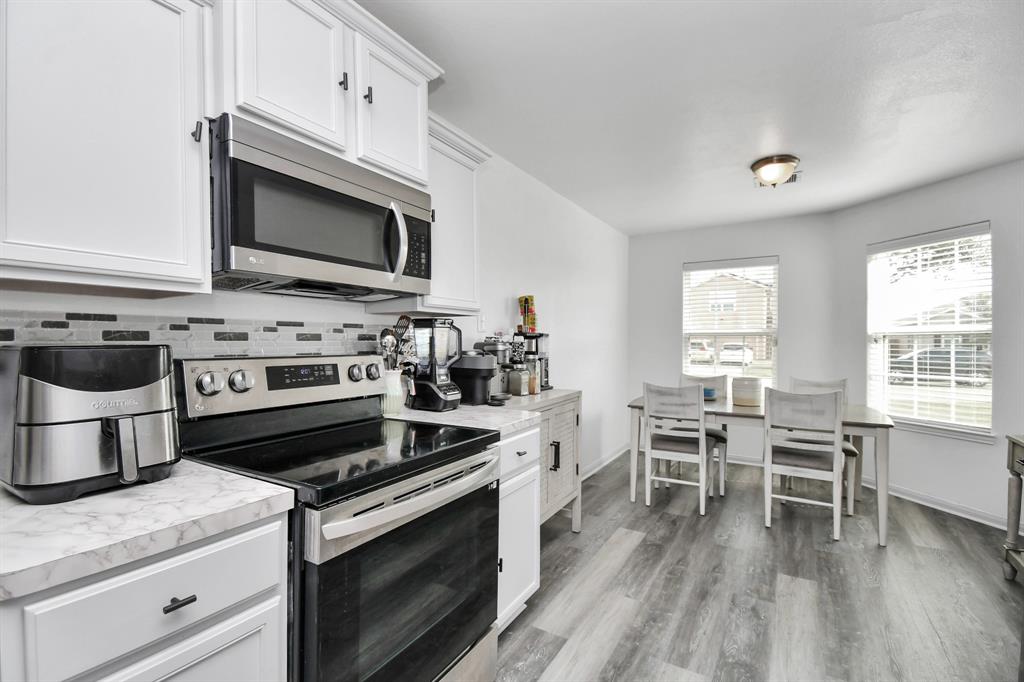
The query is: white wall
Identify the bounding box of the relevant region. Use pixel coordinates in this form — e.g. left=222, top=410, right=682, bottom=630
left=830, top=160, right=1024, bottom=526
left=470, top=155, right=631, bottom=475
left=627, top=160, right=1024, bottom=526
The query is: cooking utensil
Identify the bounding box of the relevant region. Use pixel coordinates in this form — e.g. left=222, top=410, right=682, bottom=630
left=380, top=329, right=398, bottom=369
left=394, top=315, right=412, bottom=341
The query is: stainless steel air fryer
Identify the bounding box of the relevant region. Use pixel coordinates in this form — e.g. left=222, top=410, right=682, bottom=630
left=0, top=345, right=180, bottom=504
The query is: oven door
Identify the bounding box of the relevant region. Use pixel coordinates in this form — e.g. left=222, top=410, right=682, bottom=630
left=302, top=451, right=499, bottom=682
left=212, top=119, right=431, bottom=295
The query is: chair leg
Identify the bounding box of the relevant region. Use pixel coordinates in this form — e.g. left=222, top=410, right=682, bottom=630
left=644, top=451, right=652, bottom=506
left=718, top=444, right=727, bottom=497
left=845, top=457, right=855, bottom=516
left=764, top=463, right=772, bottom=528
left=699, top=456, right=707, bottom=516
left=832, top=474, right=842, bottom=541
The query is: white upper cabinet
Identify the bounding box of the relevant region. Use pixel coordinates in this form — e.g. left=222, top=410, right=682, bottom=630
left=365, top=114, right=491, bottom=316
left=220, top=0, right=442, bottom=187
left=354, top=34, right=429, bottom=184
left=236, top=0, right=349, bottom=151
left=0, top=0, right=212, bottom=293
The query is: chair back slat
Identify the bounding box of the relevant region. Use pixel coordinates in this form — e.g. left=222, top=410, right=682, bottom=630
left=644, top=382, right=704, bottom=434
left=680, top=373, right=727, bottom=400
left=791, top=377, right=848, bottom=405
left=765, top=388, right=840, bottom=433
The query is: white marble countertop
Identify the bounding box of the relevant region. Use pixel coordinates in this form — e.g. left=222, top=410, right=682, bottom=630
left=503, top=388, right=582, bottom=412
left=0, top=460, right=293, bottom=601
left=392, top=403, right=541, bottom=438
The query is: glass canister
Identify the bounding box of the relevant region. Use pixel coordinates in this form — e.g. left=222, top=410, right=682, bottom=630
left=382, top=369, right=405, bottom=415
left=508, top=364, right=530, bottom=396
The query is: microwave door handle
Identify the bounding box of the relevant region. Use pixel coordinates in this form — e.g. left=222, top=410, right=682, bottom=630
left=389, top=201, right=408, bottom=283
left=110, top=416, right=140, bottom=484
left=319, top=455, right=497, bottom=541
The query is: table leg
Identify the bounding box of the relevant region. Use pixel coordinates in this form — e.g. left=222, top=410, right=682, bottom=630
left=629, top=408, right=639, bottom=503
left=1004, top=471, right=1022, bottom=580
left=571, top=482, right=582, bottom=533
left=851, top=435, right=864, bottom=502
left=875, top=428, right=889, bottom=547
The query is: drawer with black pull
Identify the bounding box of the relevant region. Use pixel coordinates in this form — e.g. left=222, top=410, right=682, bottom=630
left=499, top=427, right=541, bottom=478
left=19, top=519, right=284, bottom=681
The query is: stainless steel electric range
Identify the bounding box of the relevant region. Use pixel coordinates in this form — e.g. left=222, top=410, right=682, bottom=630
left=174, top=354, right=501, bottom=682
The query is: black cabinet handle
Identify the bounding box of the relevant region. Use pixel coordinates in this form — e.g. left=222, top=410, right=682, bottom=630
left=550, top=440, right=561, bottom=471
left=516, top=450, right=528, bottom=457
left=363, top=86, right=373, bottom=104
left=1017, top=458, right=1024, bottom=467
left=497, top=558, right=503, bottom=573
left=162, top=594, right=197, bottom=614
left=190, top=121, right=202, bottom=142
left=339, top=72, right=349, bottom=90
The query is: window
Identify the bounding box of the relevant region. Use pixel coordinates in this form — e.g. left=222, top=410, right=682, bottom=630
left=682, top=256, right=778, bottom=386
left=867, top=223, right=992, bottom=431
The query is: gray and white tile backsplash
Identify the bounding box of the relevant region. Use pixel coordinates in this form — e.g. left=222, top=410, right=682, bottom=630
left=0, top=310, right=386, bottom=358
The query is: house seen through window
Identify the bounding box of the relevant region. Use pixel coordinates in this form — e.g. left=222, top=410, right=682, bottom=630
left=682, top=256, right=778, bottom=387
left=867, top=223, right=992, bottom=430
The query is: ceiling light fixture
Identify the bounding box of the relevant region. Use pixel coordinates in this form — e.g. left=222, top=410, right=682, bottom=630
left=751, top=154, right=800, bottom=187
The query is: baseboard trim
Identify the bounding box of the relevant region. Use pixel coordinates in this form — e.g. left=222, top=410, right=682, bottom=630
left=583, top=446, right=629, bottom=481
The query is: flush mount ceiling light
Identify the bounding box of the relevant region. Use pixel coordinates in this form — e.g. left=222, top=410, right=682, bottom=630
left=751, top=154, right=800, bottom=187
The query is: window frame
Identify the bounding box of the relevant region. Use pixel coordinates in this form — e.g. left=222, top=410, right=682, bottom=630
left=865, top=221, right=994, bottom=440
left=681, top=255, right=780, bottom=388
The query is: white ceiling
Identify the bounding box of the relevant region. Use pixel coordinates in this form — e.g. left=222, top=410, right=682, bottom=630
left=358, top=0, right=1024, bottom=235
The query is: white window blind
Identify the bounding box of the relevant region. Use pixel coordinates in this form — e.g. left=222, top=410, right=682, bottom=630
left=866, top=223, right=992, bottom=430
left=682, top=256, right=778, bottom=386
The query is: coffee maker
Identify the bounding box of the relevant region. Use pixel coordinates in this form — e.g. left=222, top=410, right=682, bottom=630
left=406, top=319, right=462, bottom=411
left=523, top=332, right=552, bottom=391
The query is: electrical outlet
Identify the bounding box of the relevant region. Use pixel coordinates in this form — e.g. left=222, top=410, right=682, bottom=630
left=477, top=315, right=487, bottom=333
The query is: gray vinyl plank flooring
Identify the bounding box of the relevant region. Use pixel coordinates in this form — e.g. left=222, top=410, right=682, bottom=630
left=497, top=453, right=1024, bottom=682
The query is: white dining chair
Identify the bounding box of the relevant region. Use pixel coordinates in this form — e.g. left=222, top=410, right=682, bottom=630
left=643, top=382, right=723, bottom=515
left=763, top=388, right=851, bottom=540
left=679, top=373, right=729, bottom=496
left=790, top=376, right=858, bottom=515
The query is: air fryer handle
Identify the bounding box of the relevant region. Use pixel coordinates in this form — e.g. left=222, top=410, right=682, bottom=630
left=110, top=416, right=140, bottom=484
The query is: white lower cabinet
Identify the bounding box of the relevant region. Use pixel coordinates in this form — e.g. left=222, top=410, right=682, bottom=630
left=101, top=597, right=283, bottom=682
left=496, top=427, right=541, bottom=631
left=0, top=515, right=288, bottom=682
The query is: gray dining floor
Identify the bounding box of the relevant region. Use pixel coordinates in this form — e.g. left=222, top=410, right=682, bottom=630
left=496, top=452, right=1023, bottom=682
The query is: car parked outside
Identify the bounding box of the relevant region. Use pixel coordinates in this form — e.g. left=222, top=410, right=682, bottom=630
left=888, top=347, right=992, bottom=386
left=688, top=340, right=715, bottom=364
left=719, top=343, right=754, bottom=366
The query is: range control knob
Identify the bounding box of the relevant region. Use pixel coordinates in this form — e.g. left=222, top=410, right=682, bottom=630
left=228, top=369, right=256, bottom=393
left=365, top=363, right=381, bottom=381
left=348, top=364, right=364, bottom=382
left=196, top=371, right=225, bottom=396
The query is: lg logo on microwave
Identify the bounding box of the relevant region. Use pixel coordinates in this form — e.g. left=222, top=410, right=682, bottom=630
left=249, top=256, right=265, bottom=265
left=92, top=398, right=139, bottom=410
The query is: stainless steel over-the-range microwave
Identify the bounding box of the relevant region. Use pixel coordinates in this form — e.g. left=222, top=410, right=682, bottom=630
left=210, top=113, right=431, bottom=301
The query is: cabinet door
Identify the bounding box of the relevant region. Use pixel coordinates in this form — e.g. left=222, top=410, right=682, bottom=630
left=423, top=141, right=479, bottom=310
left=498, top=467, right=540, bottom=631
left=236, top=0, right=349, bottom=150
left=0, top=0, right=210, bottom=293
left=100, top=597, right=284, bottom=682
left=354, top=34, right=429, bottom=184
left=547, top=404, right=578, bottom=506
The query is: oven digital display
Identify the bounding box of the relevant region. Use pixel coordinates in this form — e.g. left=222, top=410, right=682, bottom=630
left=265, top=363, right=340, bottom=390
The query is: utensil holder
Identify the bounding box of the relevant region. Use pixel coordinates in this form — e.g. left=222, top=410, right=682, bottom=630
left=382, top=370, right=405, bottom=416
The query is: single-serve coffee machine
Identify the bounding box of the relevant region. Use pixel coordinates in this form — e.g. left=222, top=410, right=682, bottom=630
left=523, top=332, right=552, bottom=391
left=407, top=319, right=462, bottom=411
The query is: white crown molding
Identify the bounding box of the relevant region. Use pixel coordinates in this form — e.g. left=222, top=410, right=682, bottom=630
left=428, top=112, right=492, bottom=166
left=315, top=0, right=443, bottom=80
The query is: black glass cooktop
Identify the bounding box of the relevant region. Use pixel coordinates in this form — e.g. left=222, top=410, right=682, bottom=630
left=187, top=419, right=500, bottom=507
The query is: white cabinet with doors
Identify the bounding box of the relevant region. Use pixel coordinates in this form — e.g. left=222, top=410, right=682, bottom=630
left=0, top=0, right=212, bottom=294
left=496, top=427, right=541, bottom=631
left=365, top=113, right=491, bottom=316
left=218, top=0, right=442, bottom=186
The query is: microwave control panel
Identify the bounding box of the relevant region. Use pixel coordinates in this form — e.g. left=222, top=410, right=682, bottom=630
left=403, top=218, right=431, bottom=280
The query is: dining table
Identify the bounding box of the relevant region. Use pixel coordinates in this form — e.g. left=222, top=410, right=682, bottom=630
left=627, top=395, right=895, bottom=546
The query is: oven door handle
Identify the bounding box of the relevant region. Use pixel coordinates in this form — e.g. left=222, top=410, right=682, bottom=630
left=388, top=201, right=408, bottom=283
left=319, top=456, right=498, bottom=541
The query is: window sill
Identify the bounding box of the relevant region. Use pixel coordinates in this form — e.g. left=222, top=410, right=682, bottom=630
left=892, top=417, right=997, bottom=445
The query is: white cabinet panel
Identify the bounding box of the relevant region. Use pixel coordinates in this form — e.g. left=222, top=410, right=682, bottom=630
left=0, top=0, right=210, bottom=292
left=424, top=142, right=479, bottom=310
left=355, top=34, right=429, bottom=183
left=497, top=466, right=540, bottom=631
left=101, top=597, right=284, bottom=682
left=236, top=0, right=349, bottom=149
